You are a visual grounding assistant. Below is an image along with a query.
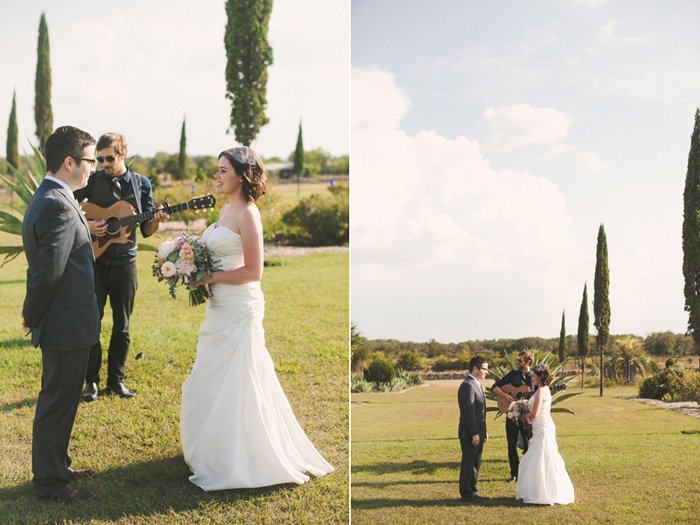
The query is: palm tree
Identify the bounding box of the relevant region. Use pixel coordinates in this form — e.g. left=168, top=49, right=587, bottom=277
left=485, top=349, right=582, bottom=417
left=351, top=323, right=371, bottom=373
left=608, top=336, right=647, bottom=384
left=0, top=143, right=44, bottom=266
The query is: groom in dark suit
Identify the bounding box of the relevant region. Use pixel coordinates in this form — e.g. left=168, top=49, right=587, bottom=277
left=22, top=126, right=101, bottom=502
left=458, top=356, right=489, bottom=502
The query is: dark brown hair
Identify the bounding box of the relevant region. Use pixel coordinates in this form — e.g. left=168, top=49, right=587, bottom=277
left=45, top=126, right=96, bottom=174
left=469, top=356, right=488, bottom=374
left=219, top=146, right=268, bottom=203
left=532, top=364, right=553, bottom=386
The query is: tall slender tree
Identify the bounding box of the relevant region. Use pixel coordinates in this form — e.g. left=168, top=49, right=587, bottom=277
left=683, top=108, right=700, bottom=368
left=224, top=0, right=273, bottom=146
left=6, top=90, right=19, bottom=170
left=178, top=116, right=187, bottom=179
left=34, top=12, right=53, bottom=151
left=558, top=309, right=566, bottom=364
left=594, top=223, right=610, bottom=396
left=293, top=120, right=304, bottom=195
left=577, top=283, right=590, bottom=389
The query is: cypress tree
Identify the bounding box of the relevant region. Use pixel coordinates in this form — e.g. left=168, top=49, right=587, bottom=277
left=6, top=89, right=19, bottom=171
left=683, top=108, right=700, bottom=367
left=34, top=12, right=53, bottom=151
left=577, top=283, right=589, bottom=390
left=558, top=309, right=566, bottom=364
left=178, top=116, right=187, bottom=179
left=293, top=119, right=304, bottom=195
left=594, top=223, right=610, bottom=396
left=224, top=0, right=273, bottom=146
left=293, top=120, right=304, bottom=175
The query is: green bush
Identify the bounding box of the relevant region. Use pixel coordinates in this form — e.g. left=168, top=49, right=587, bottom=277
left=431, top=355, right=469, bottom=372
left=282, top=186, right=348, bottom=245
left=638, top=366, right=700, bottom=402
left=364, top=357, right=396, bottom=383
left=396, top=351, right=423, bottom=371
left=665, top=357, right=676, bottom=368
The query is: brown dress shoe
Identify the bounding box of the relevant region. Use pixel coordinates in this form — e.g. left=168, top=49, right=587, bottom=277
left=68, top=468, right=96, bottom=480
left=38, top=488, right=96, bottom=503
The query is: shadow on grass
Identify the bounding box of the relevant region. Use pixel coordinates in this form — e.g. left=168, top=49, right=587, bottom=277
left=352, top=458, right=506, bottom=476
left=0, top=455, right=301, bottom=522
left=0, top=337, right=32, bottom=350
left=0, top=279, right=25, bottom=286
left=352, top=496, right=519, bottom=509
left=0, top=397, right=36, bottom=413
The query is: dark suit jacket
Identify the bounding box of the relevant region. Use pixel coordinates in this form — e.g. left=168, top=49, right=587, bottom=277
left=22, top=178, right=100, bottom=351
left=458, top=376, right=487, bottom=440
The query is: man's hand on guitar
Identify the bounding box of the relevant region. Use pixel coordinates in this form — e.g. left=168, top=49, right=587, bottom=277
left=152, top=207, right=170, bottom=224
left=88, top=219, right=108, bottom=237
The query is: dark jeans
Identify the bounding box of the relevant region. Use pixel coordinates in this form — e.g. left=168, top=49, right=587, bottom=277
left=459, top=438, right=483, bottom=499
left=33, top=347, right=90, bottom=497
left=85, top=258, right=138, bottom=387
left=506, top=417, right=532, bottom=478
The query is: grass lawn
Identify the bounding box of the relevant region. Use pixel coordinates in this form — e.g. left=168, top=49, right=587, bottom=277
left=351, top=379, right=700, bottom=524
left=0, top=232, right=348, bottom=524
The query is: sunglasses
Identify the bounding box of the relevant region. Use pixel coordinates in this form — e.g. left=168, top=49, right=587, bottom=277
left=97, top=155, right=119, bottom=163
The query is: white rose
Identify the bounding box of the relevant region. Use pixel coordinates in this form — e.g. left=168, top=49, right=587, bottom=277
left=161, top=261, right=177, bottom=277
left=157, top=240, right=176, bottom=260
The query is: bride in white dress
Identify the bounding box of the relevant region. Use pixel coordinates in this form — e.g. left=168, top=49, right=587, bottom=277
left=180, top=146, right=334, bottom=490
left=516, top=364, right=574, bottom=505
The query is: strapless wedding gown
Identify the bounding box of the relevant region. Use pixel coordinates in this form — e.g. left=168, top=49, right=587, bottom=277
left=516, top=387, right=575, bottom=505
left=180, top=223, right=334, bottom=490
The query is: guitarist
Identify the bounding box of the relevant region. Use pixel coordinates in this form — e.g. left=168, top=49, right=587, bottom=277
left=74, top=133, right=169, bottom=402
left=491, top=350, right=536, bottom=483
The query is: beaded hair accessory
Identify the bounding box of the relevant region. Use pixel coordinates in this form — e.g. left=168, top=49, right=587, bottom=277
left=220, top=146, right=259, bottom=166
left=532, top=364, right=546, bottom=374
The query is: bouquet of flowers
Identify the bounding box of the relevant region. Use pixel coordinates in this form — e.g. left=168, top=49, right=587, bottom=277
left=152, top=233, right=217, bottom=306
left=506, top=399, right=531, bottom=430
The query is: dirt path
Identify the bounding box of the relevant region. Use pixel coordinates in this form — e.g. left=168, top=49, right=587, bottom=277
left=629, top=397, right=700, bottom=419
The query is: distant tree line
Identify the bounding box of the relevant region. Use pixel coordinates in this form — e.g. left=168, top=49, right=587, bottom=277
left=364, top=331, right=696, bottom=360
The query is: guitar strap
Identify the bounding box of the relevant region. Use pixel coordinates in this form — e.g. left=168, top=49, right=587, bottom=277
left=129, top=171, right=143, bottom=214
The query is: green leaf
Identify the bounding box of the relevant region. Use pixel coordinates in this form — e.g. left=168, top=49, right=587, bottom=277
left=0, top=245, right=24, bottom=267
left=0, top=211, right=23, bottom=235
left=550, top=407, right=575, bottom=415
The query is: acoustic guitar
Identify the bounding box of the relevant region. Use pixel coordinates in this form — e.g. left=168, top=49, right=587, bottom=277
left=80, top=195, right=216, bottom=259
left=496, top=382, right=566, bottom=413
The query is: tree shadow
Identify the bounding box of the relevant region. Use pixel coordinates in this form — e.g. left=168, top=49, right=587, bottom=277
left=352, top=458, right=506, bottom=476
left=0, top=397, right=36, bottom=413
left=0, top=337, right=32, bottom=350
left=0, top=455, right=303, bottom=522
left=351, top=496, right=518, bottom=509
left=0, top=279, right=25, bottom=286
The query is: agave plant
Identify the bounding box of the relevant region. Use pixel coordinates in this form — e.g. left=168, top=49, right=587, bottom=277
left=485, top=349, right=582, bottom=417
left=0, top=144, right=44, bottom=266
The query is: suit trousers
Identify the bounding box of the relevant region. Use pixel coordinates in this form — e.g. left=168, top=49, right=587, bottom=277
left=86, top=258, right=138, bottom=387
left=459, top=438, right=483, bottom=499
left=33, top=346, right=90, bottom=497
left=505, top=417, right=531, bottom=478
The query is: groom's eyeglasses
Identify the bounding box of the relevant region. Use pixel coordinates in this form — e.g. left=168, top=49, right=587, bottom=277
left=71, top=156, right=96, bottom=167
left=96, top=155, right=118, bottom=163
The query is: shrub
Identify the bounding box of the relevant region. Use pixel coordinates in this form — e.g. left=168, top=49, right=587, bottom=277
left=432, top=355, right=470, bottom=372
left=638, top=366, right=698, bottom=401
left=282, top=187, right=348, bottom=245
left=665, top=357, right=676, bottom=368
left=364, top=357, right=396, bottom=384
left=396, top=351, right=423, bottom=371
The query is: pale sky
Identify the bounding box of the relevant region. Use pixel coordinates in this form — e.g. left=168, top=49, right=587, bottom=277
left=0, top=0, right=349, bottom=159
left=351, top=0, right=699, bottom=342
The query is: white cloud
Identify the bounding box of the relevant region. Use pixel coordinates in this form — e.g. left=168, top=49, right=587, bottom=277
left=352, top=68, right=586, bottom=341
left=483, top=103, right=572, bottom=153
left=352, top=67, right=411, bottom=131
